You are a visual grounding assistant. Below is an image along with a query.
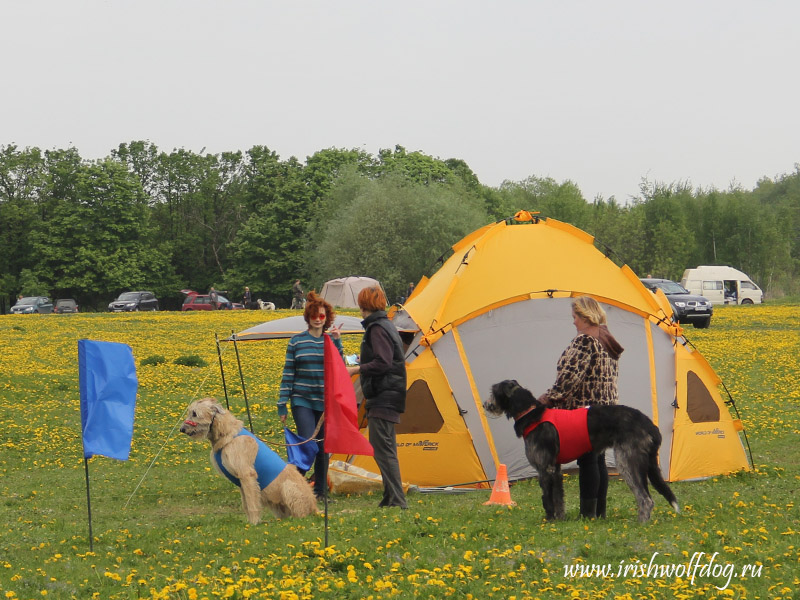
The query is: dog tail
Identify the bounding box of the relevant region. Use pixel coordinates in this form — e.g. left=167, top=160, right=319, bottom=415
left=648, top=453, right=680, bottom=513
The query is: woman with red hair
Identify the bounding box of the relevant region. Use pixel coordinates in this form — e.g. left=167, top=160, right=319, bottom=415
left=278, top=291, right=343, bottom=500
left=346, top=285, right=408, bottom=509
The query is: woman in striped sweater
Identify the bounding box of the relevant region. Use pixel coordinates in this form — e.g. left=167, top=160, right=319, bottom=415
left=278, top=291, right=343, bottom=500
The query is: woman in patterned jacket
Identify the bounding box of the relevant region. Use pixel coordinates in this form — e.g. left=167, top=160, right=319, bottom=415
left=538, top=296, right=624, bottom=519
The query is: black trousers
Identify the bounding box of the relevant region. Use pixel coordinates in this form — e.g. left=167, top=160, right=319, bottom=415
left=577, top=450, right=608, bottom=506
left=368, top=417, right=407, bottom=508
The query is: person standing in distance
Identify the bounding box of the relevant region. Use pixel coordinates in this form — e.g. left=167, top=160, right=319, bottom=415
left=291, top=279, right=304, bottom=309
left=347, top=285, right=408, bottom=509
left=242, top=286, right=252, bottom=309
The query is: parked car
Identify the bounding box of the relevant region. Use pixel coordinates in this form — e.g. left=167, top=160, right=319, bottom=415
left=10, top=296, right=54, bottom=314
left=180, top=289, right=244, bottom=311
left=108, top=291, right=159, bottom=312
left=53, top=298, right=79, bottom=314
left=640, top=278, right=713, bottom=329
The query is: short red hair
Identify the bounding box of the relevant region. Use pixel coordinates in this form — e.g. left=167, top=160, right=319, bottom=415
left=303, top=291, right=335, bottom=330
left=357, top=285, right=387, bottom=312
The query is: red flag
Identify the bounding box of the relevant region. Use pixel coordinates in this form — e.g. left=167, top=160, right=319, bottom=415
left=323, top=335, right=374, bottom=456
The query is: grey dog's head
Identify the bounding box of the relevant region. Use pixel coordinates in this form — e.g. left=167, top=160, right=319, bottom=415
left=484, top=379, right=525, bottom=417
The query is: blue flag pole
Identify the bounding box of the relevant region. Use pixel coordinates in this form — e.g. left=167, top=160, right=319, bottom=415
left=83, top=457, right=94, bottom=552
left=78, top=339, right=138, bottom=551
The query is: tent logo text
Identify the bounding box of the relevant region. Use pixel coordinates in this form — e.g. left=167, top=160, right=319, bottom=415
left=695, top=428, right=726, bottom=439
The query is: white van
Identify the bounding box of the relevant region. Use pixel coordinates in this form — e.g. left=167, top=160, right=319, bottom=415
left=680, top=266, right=763, bottom=305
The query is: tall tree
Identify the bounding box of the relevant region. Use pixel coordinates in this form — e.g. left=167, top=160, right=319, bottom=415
left=0, top=145, right=45, bottom=303
left=304, top=147, right=375, bottom=204
left=308, top=174, right=488, bottom=300
left=495, top=176, right=588, bottom=227
left=375, top=145, right=455, bottom=185
left=637, top=181, right=694, bottom=280
left=31, top=159, right=178, bottom=302
left=226, top=149, right=313, bottom=302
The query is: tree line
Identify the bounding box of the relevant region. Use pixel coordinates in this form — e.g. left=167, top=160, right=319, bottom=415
left=1, top=141, right=798, bottom=312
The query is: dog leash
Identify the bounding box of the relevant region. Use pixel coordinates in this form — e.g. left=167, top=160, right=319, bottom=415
left=274, top=414, right=325, bottom=447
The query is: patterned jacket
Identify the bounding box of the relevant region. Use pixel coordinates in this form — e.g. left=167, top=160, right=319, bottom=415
left=542, top=334, right=619, bottom=409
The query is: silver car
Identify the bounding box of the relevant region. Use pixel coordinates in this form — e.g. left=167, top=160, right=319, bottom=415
left=11, top=296, right=54, bottom=314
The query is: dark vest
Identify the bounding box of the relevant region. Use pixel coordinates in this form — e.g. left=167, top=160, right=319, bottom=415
left=360, top=311, right=406, bottom=413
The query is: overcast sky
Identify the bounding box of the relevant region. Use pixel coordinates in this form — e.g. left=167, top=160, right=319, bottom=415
left=2, top=1, right=798, bottom=202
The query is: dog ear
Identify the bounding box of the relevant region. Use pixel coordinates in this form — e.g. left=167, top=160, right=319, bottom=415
left=507, top=382, right=537, bottom=412
left=502, top=380, right=520, bottom=396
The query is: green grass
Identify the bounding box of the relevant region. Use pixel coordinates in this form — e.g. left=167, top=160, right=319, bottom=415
left=0, top=307, right=797, bottom=599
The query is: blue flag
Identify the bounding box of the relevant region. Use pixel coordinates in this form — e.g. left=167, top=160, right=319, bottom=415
left=284, top=427, right=319, bottom=472
left=79, top=340, right=138, bottom=461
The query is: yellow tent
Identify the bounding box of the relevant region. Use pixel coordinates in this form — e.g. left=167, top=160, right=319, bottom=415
left=334, top=211, right=751, bottom=485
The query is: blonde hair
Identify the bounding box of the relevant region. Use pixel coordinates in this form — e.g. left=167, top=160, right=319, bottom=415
left=572, top=296, right=607, bottom=326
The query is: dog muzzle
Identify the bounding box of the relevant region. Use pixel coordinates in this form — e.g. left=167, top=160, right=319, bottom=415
left=183, top=419, right=199, bottom=427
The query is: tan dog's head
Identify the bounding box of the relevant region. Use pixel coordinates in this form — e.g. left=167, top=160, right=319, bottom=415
left=180, top=397, right=225, bottom=440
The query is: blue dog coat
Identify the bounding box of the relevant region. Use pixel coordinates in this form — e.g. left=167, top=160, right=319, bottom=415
left=214, top=429, right=286, bottom=490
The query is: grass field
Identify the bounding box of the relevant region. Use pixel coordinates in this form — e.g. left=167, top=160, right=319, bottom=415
left=0, top=306, right=798, bottom=599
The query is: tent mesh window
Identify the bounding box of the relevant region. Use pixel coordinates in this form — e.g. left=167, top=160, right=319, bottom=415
left=396, top=380, right=445, bottom=434
left=686, top=370, right=721, bottom=423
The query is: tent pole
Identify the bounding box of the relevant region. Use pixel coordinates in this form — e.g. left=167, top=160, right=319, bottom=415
left=215, top=333, right=231, bottom=411
left=722, top=383, right=755, bottom=469
left=323, top=486, right=329, bottom=548
left=83, top=457, right=94, bottom=552
left=232, top=331, right=255, bottom=434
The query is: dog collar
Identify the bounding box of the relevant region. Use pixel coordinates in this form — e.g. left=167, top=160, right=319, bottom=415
left=513, top=405, right=537, bottom=422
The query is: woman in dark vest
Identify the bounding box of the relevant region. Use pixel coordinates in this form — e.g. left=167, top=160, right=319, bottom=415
left=346, top=285, right=408, bottom=509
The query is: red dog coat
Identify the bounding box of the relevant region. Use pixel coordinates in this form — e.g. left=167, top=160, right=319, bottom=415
left=522, top=407, right=593, bottom=464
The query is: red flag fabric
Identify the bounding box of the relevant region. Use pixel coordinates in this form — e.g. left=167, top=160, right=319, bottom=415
left=323, top=335, right=374, bottom=456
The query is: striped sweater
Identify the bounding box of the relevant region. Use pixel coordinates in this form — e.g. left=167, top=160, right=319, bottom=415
left=278, top=331, right=343, bottom=416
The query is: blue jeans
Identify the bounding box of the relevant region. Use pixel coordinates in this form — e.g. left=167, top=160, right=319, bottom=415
left=291, top=405, right=327, bottom=497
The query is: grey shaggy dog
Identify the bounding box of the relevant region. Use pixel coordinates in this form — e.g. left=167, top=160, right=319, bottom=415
left=484, top=380, right=680, bottom=522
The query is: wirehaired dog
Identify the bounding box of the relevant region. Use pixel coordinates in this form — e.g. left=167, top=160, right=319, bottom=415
left=484, top=380, right=680, bottom=522
left=180, top=398, right=317, bottom=524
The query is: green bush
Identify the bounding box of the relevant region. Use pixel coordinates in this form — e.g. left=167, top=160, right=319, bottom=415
left=140, top=354, right=166, bottom=367
left=173, top=354, right=208, bottom=368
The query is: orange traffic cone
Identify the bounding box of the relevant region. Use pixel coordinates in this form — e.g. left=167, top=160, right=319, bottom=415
left=483, top=464, right=516, bottom=506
